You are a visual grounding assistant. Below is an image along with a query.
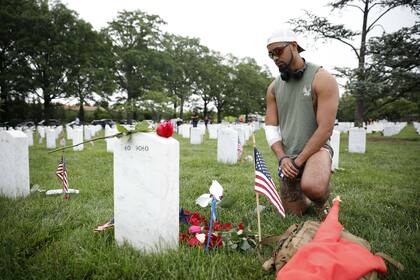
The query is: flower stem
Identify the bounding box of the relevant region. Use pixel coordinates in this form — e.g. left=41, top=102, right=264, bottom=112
left=48, top=133, right=123, bottom=154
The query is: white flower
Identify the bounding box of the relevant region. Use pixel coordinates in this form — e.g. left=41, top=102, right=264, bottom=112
left=195, top=180, right=224, bottom=207
left=209, top=180, right=224, bottom=201
left=196, top=193, right=212, bottom=207
left=196, top=233, right=206, bottom=244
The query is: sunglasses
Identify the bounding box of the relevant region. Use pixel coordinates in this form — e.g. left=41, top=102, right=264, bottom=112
left=268, top=43, right=291, bottom=59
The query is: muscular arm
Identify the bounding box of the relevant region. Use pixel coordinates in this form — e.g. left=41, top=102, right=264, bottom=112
left=294, top=69, right=339, bottom=167
left=265, top=80, right=286, bottom=159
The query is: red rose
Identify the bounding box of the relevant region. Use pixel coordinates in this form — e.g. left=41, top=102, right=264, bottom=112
left=156, top=121, right=174, bottom=138
left=213, top=222, right=223, bottom=231
left=223, top=223, right=233, bottom=230
left=200, top=217, right=209, bottom=226
left=188, top=236, right=202, bottom=247
left=188, top=213, right=201, bottom=226
left=237, top=223, right=245, bottom=230
left=205, top=233, right=222, bottom=248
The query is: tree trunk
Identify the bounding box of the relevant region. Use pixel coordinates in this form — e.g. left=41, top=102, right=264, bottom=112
left=179, top=97, right=184, bottom=120
left=354, top=0, right=370, bottom=127
left=78, top=97, right=85, bottom=123
left=203, top=99, right=208, bottom=118
left=217, top=105, right=223, bottom=123
left=173, top=98, right=177, bottom=118
left=0, top=82, right=10, bottom=122
left=43, top=92, right=52, bottom=121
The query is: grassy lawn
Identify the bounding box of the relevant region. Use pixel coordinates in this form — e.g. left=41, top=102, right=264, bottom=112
left=1, top=125, right=419, bottom=279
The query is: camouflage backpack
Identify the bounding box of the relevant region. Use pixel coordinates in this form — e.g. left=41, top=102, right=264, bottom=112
left=259, top=220, right=404, bottom=280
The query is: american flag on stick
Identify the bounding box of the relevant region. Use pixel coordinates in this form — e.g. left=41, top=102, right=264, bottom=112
left=56, top=155, right=69, bottom=194
left=254, top=147, right=285, bottom=217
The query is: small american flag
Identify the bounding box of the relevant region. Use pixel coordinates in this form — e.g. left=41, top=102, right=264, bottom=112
left=56, top=155, right=69, bottom=193
left=254, top=147, right=285, bottom=217
left=237, top=141, right=243, bottom=161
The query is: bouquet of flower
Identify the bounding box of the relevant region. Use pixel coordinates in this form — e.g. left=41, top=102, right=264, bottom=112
left=179, top=209, right=257, bottom=251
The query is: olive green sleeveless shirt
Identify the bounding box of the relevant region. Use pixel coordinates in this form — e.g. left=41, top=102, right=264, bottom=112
left=274, top=62, right=329, bottom=156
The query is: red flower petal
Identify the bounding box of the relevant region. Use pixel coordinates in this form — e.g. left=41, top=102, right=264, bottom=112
left=223, top=223, right=233, bottom=230
left=188, top=236, right=202, bottom=247
left=188, top=213, right=202, bottom=226
left=213, top=222, right=223, bottom=231
left=156, top=121, right=174, bottom=138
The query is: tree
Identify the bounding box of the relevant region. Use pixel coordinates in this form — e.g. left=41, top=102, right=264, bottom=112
left=289, top=0, right=419, bottom=125
left=23, top=1, right=80, bottom=120
left=360, top=23, right=420, bottom=118
left=208, top=54, right=236, bottom=123
left=193, top=50, right=217, bottom=120
left=161, top=34, right=207, bottom=119
left=104, top=10, right=165, bottom=120
left=230, top=58, right=271, bottom=122
left=0, top=0, right=39, bottom=121
left=65, top=19, right=116, bottom=122
left=136, top=90, right=173, bottom=121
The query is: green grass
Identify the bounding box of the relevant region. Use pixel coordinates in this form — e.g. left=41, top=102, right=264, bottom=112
left=1, top=125, right=419, bottom=279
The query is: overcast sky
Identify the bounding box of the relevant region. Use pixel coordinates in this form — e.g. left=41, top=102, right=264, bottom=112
left=63, top=0, right=417, bottom=88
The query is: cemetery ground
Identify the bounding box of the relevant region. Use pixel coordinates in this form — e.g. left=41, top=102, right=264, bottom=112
left=0, top=126, right=419, bottom=280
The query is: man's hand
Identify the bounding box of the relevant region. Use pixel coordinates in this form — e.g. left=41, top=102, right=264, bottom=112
left=279, top=157, right=299, bottom=179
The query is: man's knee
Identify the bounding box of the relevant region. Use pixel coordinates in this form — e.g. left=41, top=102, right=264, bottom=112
left=301, top=180, right=329, bottom=201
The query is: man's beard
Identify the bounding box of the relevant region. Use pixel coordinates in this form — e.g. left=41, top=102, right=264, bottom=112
left=277, top=52, right=294, bottom=76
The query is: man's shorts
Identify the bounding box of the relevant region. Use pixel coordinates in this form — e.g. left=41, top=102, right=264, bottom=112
left=279, top=145, right=333, bottom=203
left=293, top=144, right=333, bottom=178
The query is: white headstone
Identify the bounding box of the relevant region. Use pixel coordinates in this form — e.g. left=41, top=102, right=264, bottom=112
left=217, top=128, right=238, bottom=164
left=72, top=127, right=84, bottom=151
left=55, top=126, right=63, bottom=139
left=348, top=127, right=366, bottom=153
left=114, top=133, right=179, bottom=252
left=190, top=127, right=203, bottom=144
left=66, top=125, right=73, bottom=140
left=84, top=125, right=92, bottom=140
left=330, top=130, right=340, bottom=171
left=180, top=124, right=190, bottom=138
left=208, top=124, right=218, bottom=139
left=46, top=128, right=56, bottom=149
left=0, top=130, right=29, bottom=198
left=37, top=126, right=45, bottom=138
left=198, top=124, right=206, bottom=136
left=24, top=129, right=34, bottom=146
left=105, top=126, right=118, bottom=153
left=236, top=126, right=246, bottom=145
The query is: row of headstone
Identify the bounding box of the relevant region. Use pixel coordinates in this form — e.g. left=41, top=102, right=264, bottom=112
left=0, top=126, right=180, bottom=253
left=83, top=125, right=102, bottom=141
left=336, top=120, right=408, bottom=136
left=382, top=122, right=407, bottom=137
left=43, top=125, right=64, bottom=149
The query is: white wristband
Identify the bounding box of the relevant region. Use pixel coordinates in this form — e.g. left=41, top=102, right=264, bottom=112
left=264, top=125, right=282, bottom=147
